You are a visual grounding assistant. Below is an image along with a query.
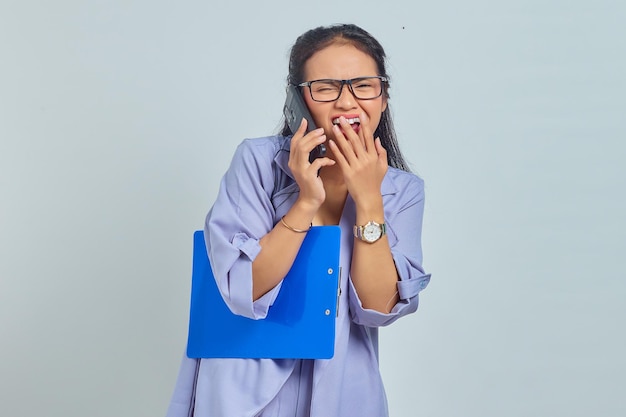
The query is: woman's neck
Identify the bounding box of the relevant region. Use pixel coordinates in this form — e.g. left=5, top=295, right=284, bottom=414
left=313, top=165, right=348, bottom=226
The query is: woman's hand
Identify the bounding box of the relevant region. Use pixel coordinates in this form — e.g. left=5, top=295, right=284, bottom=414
left=288, top=118, right=335, bottom=209
left=328, top=112, right=388, bottom=207
left=330, top=112, right=398, bottom=313
left=251, top=118, right=335, bottom=300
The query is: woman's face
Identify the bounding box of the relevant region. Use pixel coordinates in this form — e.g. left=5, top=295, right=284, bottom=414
left=302, top=43, right=387, bottom=143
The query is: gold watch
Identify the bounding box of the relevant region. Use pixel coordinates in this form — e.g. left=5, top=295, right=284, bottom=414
left=353, top=221, right=386, bottom=243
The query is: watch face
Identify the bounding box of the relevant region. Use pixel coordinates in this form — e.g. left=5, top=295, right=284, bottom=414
left=363, top=223, right=382, bottom=242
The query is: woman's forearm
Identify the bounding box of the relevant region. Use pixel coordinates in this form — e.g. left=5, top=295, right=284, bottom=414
left=350, top=197, right=399, bottom=313
left=251, top=199, right=318, bottom=300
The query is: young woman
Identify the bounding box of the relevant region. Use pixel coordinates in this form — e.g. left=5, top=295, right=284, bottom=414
left=167, top=23, right=431, bottom=417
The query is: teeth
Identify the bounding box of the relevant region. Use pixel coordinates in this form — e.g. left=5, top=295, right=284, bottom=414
left=332, top=117, right=361, bottom=125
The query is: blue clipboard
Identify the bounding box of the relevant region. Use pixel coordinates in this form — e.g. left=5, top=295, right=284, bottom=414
left=186, top=226, right=341, bottom=359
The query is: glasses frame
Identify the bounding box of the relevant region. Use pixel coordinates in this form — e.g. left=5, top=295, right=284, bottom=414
left=296, top=76, right=388, bottom=103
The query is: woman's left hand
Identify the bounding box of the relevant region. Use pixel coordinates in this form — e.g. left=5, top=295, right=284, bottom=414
left=328, top=112, right=388, bottom=204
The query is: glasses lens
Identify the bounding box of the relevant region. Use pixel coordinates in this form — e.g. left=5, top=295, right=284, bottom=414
left=310, top=80, right=343, bottom=102
left=351, top=77, right=383, bottom=100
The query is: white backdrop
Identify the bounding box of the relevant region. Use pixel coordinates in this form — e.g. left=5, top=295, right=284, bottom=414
left=1, top=1, right=625, bottom=416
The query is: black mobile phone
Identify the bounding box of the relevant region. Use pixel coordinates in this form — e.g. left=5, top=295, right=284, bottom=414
left=283, top=85, right=326, bottom=163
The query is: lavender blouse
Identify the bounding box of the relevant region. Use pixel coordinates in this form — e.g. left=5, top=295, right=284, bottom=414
left=166, top=135, right=430, bottom=417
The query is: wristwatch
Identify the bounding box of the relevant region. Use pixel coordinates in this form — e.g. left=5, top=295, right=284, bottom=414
left=353, top=221, right=386, bottom=243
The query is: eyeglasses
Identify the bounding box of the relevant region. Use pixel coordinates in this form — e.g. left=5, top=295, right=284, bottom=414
left=296, top=76, right=388, bottom=102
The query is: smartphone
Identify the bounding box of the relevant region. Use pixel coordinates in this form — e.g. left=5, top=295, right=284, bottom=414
left=283, top=85, right=326, bottom=163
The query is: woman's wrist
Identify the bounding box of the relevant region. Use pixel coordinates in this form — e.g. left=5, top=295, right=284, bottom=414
left=280, top=216, right=312, bottom=233
left=281, top=198, right=318, bottom=230
left=354, top=194, right=384, bottom=224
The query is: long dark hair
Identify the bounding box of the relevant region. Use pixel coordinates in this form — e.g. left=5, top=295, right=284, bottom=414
left=279, top=24, right=410, bottom=172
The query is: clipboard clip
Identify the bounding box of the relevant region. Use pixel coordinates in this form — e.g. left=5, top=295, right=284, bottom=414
left=336, top=267, right=342, bottom=317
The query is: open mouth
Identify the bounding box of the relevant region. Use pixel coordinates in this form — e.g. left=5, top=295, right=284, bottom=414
left=332, top=117, right=361, bottom=134
left=332, top=117, right=361, bottom=126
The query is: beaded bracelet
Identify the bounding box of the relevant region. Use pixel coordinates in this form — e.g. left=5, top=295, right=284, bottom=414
left=280, top=216, right=312, bottom=233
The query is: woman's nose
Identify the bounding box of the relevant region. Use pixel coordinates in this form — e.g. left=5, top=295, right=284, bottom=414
left=335, top=84, right=357, bottom=109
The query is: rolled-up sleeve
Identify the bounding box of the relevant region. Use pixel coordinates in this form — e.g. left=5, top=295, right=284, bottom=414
left=350, top=173, right=431, bottom=327
left=204, top=139, right=284, bottom=320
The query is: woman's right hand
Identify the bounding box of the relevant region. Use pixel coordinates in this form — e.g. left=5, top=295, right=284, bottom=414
left=287, top=118, right=335, bottom=209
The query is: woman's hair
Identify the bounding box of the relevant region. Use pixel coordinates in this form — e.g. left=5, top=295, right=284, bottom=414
left=279, top=23, right=411, bottom=172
